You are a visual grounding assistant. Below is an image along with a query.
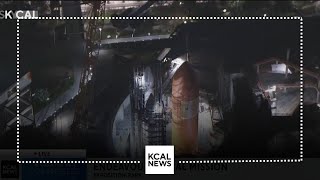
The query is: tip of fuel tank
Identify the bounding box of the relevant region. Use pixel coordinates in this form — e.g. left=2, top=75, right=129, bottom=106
left=172, top=62, right=199, bottom=97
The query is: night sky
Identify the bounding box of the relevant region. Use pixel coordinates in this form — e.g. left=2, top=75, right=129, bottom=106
left=174, top=19, right=301, bottom=64
left=0, top=20, right=17, bottom=92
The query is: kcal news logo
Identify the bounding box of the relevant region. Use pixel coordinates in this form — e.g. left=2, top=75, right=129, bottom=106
left=145, top=146, right=174, bottom=174
left=0, top=10, right=38, bottom=19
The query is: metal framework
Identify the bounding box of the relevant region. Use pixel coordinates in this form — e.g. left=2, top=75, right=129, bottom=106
left=256, top=57, right=320, bottom=83
left=0, top=72, right=34, bottom=134
left=256, top=57, right=320, bottom=104
left=129, top=63, right=168, bottom=157
left=73, top=1, right=106, bottom=132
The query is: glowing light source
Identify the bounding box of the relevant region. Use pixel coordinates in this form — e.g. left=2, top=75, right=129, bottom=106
left=271, top=63, right=292, bottom=74
left=265, top=85, right=276, bottom=93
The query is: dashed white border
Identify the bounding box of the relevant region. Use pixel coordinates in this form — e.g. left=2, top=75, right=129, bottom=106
left=20, top=16, right=303, bottom=20
left=16, top=16, right=303, bottom=164
left=299, top=18, right=304, bottom=160
left=16, top=19, right=20, bottom=162
left=18, top=160, right=140, bottom=164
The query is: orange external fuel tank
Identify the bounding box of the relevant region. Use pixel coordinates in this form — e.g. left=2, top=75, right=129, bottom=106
left=172, top=62, right=199, bottom=155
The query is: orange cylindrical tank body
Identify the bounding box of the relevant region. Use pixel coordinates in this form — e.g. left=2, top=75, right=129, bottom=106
left=172, top=62, right=199, bottom=155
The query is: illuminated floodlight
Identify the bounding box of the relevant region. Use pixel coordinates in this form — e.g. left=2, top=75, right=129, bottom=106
left=271, top=63, right=292, bottom=74
left=223, top=9, right=227, bottom=13
left=98, top=27, right=102, bottom=31
left=184, top=21, right=187, bottom=24
left=265, top=85, right=276, bottom=93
